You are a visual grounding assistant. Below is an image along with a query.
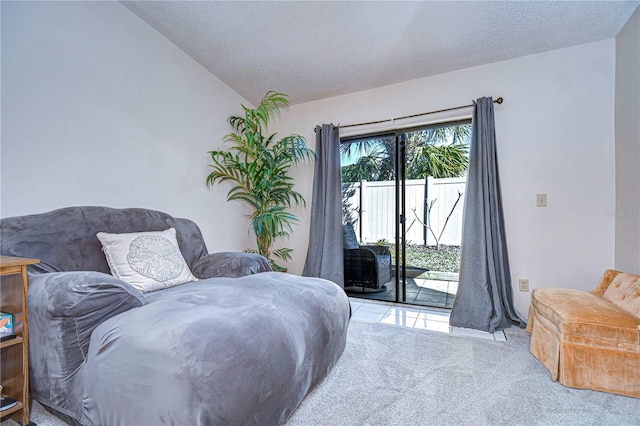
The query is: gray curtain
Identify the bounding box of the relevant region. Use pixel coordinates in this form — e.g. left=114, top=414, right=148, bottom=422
left=302, top=124, right=344, bottom=287
left=449, top=97, right=525, bottom=332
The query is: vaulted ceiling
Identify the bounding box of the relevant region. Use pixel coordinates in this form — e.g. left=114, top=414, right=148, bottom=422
left=122, top=1, right=640, bottom=105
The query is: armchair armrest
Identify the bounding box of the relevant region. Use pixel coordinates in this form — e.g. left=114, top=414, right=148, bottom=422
left=42, top=271, right=145, bottom=318
left=361, top=245, right=391, bottom=256
left=192, top=252, right=272, bottom=279
left=344, top=247, right=374, bottom=264
left=590, top=269, right=623, bottom=297
left=344, top=246, right=389, bottom=268
left=27, top=272, right=146, bottom=388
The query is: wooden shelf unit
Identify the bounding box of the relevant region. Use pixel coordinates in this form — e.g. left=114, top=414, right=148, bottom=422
left=1, top=255, right=38, bottom=426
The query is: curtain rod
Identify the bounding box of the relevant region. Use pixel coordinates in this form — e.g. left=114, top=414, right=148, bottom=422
left=334, top=96, right=503, bottom=130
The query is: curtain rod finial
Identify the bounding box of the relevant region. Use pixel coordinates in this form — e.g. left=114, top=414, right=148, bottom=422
left=496, top=97, right=504, bottom=104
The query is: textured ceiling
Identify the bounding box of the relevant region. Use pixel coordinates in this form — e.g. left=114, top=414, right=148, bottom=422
left=121, top=1, right=640, bottom=106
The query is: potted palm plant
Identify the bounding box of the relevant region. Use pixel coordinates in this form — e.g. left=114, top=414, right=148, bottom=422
left=206, top=91, right=315, bottom=272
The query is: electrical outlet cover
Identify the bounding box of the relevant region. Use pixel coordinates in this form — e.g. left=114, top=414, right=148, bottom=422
left=536, top=194, right=547, bottom=207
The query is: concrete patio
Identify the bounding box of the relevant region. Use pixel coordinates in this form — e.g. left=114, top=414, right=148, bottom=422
left=345, top=270, right=458, bottom=309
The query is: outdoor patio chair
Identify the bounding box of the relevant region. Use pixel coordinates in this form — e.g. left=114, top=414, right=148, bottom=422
left=343, top=222, right=392, bottom=291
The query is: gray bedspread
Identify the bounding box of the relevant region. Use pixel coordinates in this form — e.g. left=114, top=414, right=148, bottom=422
left=3, top=207, right=350, bottom=425
left=29, top=271, right=349, bottom=426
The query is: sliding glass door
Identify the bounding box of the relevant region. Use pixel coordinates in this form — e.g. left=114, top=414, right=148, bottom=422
left=341, top=121, right=470, bottom=308
left=341, top=133, right=396, bottom=298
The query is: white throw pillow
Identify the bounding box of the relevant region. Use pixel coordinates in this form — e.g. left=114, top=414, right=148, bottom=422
left=97, top=228, right=198, bottom=293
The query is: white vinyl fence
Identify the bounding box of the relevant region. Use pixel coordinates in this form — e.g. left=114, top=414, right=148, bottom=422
left=343, top=177, right=465, bottom=246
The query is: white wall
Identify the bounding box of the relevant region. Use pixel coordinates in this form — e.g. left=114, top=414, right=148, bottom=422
left=615, top=7, right=640, bottom=273
left=1, top=1, right=255, bottom=254
left=274, top=40, right=617, bottom=317
left=1, top=2, right=623, bottom=318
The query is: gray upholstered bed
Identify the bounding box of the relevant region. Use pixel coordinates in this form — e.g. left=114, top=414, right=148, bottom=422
left=0, top=207, right=350, bottom=425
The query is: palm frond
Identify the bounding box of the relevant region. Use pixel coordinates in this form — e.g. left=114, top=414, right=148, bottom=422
left=272, top=248, right=293, bottom=261
left=228, top=115, right=246, bottom=133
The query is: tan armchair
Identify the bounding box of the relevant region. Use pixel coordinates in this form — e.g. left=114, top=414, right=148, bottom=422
left=526, top=269, right=640, bottom=398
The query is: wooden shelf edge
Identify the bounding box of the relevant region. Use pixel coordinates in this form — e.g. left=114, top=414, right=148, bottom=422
left=0, top=256, right=39, bottom=267
left=0, top=400, right=23, bottom=418
left=0, top=336, right=24, bottom=349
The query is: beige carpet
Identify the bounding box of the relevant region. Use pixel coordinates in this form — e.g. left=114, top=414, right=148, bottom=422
left=286, top=322, right=640, bottom=425
left=6, top=321, right=640, bottom=425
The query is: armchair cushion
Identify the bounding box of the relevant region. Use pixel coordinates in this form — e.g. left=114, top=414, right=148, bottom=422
left=531, top=288, right=639, bottom=346
left=343, top=223, right=360, bottom=249
left=375, top=253, right=392, bottom=271
left=602, top=273, right=640, bottom=317
left=358, top=246, right=392, bottom=273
